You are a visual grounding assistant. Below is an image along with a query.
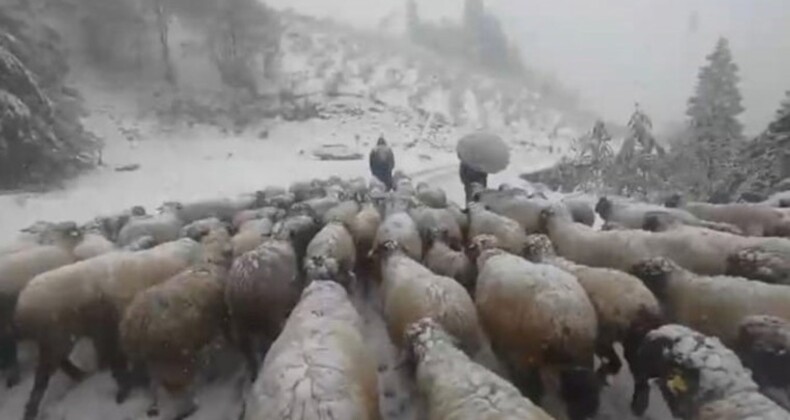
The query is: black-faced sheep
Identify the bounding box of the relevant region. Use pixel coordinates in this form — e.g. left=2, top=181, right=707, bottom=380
left=632, top=324, right=790, bottom=419
left=376, top=240, right=483, bottom=357
left=243, top=281, right=379, bottom=420
left=304, top=222, right=357, bottom=289
left=523, top=234, right=664, bottom=410
left=0, top=223, right=84, bottom=388
left=120, top=227, right=233, bottom=419
left=224, top=216, right=319, bottom=381
left=734, top=315, right=790, bottom=409
left=404, top=318, right=554, bottom=420
left=423, top=228, right=475, bottom=292
left=15, top=238, right=205, bottom=420
left=667, top=197, right=790, bottom=237
left=631, top=256, right=790, bottom=349
left=475, top=247, right=600, bottom=420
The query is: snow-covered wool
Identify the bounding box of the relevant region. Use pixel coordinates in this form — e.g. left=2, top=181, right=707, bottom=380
left=168, top=195, right=257, bottom=224
left=468, top=202, right=528, bottom=256
left=410, top=206, right=463, bottom=250
left=475, top=248, right=600, bottom=420
left=372, top=212, right=422, bottom=262
left=117, top=206, right=184, bottom=247
left=405, top=318, right=554, bottom=420
left=304, top=222, right=357, bottom=289
left=348, top=201, right=382, bottom=266
left=475, top=192, right=551, bottom=234
left=423, top=228, right=475, bottom=292
left=596, top=197, right=741, bottom=234
left=634, top=324, right=790, bottom=419
left=415, top=183, right=448, bottom=209
left=231, top=207, right=284, bottom=231
left=734, top=315, right=790, bottom=409
left=377, top=241, right=482, bottom=357
left=231, top=218, right=275, bottom=259
left=322, top=200, right=361, bottom=226
left=243, top=281, right=379, bottom=420
left=670, top=199, right=790, bottom=237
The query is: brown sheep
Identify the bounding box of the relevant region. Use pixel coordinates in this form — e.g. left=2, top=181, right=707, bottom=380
left=120, top=227, right=233, bottom=419
left=423, top=228, right=476, bottom=292
left=475, top=247, right=600, bottom=420
left=468, top=202, right=528, bottom=256
left=371, top=211, right=422, bottom=262
left=231, top=218, right=275, bottom=259
left=224, top=216, right=319, bottom=381
left=523, top=234, right=664, bottom=411
left=377, top=240, right=483, bottom=357
left=410, top=206, right=463, bottom=251
left=243, top=280, right=379, bottom=420
left=734, top=315, right=790, bottom=410
left=0, top=223, right=84, bottom=388
left=15, top=238, right=205, bottom=420
left=348, top=202, right=382, bottom=270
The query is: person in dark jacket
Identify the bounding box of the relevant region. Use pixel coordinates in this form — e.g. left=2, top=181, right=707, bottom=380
left=369, top=136, right=395, bottom=191
left=460, top=161, right=487, bottom=203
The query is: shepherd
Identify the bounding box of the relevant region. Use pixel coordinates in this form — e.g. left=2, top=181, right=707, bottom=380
left=370, top=135, right=395, bottom=191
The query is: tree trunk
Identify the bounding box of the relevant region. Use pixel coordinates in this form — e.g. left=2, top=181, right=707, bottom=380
left=154, top=0, right=176, bottom=86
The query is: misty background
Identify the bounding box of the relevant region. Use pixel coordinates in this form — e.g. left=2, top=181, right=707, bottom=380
left=268, top=0, right=790, bottom=136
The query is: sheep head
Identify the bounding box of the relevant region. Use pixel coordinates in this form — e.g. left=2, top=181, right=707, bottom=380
left=404, top=317, right=458, bottom=364
left=594, top=197, right=613, bottom=220
left=559, top=367, right=602, bottom=420
left=726, top=248, right=790, bottom=285
left=425, top=227, right=450, bottom=247
left=522, top=234, right=556, bottom=262
left=467, top=234, right=500, bottom=258
left=50, top=221, right=84, bottom=247
left=369, top=240, right=401, bottom=260
left=631, top=257, right=676, bottom=300
left=305, top=256, right=342, bottom=285
left=664, top=193, right=683, bottom=208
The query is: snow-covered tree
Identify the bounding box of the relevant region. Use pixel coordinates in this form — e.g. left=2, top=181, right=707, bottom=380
left=770, top=91, right=790, bottom=133
left=686, top=37, right=744, bottom=186
left=611, top=105, right=667, bottom=196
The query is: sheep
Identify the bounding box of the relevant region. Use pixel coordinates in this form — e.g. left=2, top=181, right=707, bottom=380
left=224, top=216, right=319, bottom=380
left=304, top=222, right=357, bottom=289
left=630, top=256, right=790, bottom=349
left=447, top=202, right=469, bottom=240
left=726, top=246, right=790, bottom=285
left=468, top=202, right=528, bottom=256
left=597, top=197, right=743, bottom=235
left=231, top=207, right=284, bottom=230
left=667, top=196, right=790, bottom=237
left=376, top=240, right=483, bottom=358
left=290, top=195, right=341, bottom=221
left=734, top=315, right=790, bottom=408
left=562, top=197, right=595, bottom=227
left=632, top=324, right=790, bottom=419
left=0, top=223, right=84, bottom=388
left=540, top=206, right=790, bottom=279
left=120, top=227, right=233, bottom=419
left=117, top=204, right=184, bottom=247
left=475, top=247, right=600, bottom=420
left=15, top=238, right=205, bottom=420
left=322, top=199, right=361, bottom=226
left=243, top=281, right=379, bottom=420
left=404, top=318, right=554, bottom=420
left=423, top=228, right=475, bottom=292
left=371, top=211, right=423, bottom=262
left=288, top=180, right=324, bottom=202
left=348, top=201, right=382, bottom=272
left=255, top=190, right=295, bottom=209
left=475, top=192, right=550, bottom=234
left=231, top=218, right=275, bottom=259
left=72, top=222, right=117, bottom=261
left=523, top=234, right=664, bottom=409
left=409, top=206, right=463, bottom=250
left=164, top=196, right=256, bottom=224
left=415, top=182, right=448, bottom=208
left=0, top=221, right=73, bottom=256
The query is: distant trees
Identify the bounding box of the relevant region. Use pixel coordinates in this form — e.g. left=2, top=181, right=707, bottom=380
left=686, top=37, right=744, bottom=190
left=609, top=105, right=667, bottom=196
left=770, top=91, right=790, bottom=134
left=405, top=0, right=521, bottom=75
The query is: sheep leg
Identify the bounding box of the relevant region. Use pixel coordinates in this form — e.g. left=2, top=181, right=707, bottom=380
left=94, top=325, right=132, bottom=404
left=624, top=331, right=651, bottom=416
left=510, top=366, right=544, bottom=406
left=146, top=380, right=161, bottom=417
left=595, top=342, right=622, bottom=380
left=0, top=331, right=20, bottom=388
left=60, top=358, right=87, bottom=382
left=237, top=332, right=259, bottom=381
left=23, top=354, right=56, bottom=420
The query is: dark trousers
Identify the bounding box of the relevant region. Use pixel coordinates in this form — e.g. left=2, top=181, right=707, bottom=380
left=460, top=163, right=487, bottom=203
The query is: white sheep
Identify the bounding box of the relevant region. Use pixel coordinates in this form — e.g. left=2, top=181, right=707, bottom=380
left=348, top=201, right=382, bottom=272
left=667, top=197, right=790, bottom=237
left=415, top=182, right=448, bottom=208
left=15, top=238, right=205, bottom=420
left=243, top=281, right=379, bottom=420
left=630, top=256, right=790, bottom=348
left=304, top=222, right=357, bottom=289
left=468, top=202, right=528, bottom=256
left=371, top=211, right=423, bottom=262
left=117, top=204, right=184, bottom=247
left=475, top=247, right=600, bottom=420
left=410, top=206, right=463, bottom=250
left=596, top=197, right=742, bottom=234
left=632, top=324, right=790, bottom=419
left=231, top=218, right=275, bottom=258
left=0, top=223, right=84, bottom=388
left=423, top=228, right=475, bottom=292
left=404, top=317, right=554, bottom=420
left=376, top=240, right=483, bottom=357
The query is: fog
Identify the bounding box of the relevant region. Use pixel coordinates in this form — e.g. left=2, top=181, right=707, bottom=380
left=268, top=0, right=790, bottom=135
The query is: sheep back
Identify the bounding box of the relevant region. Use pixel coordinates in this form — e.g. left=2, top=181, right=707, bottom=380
left=469, top=204, right=528, bottom=256
left=348, top=203, right=381, bottom=259
left=409, top=207, right=463, bottom=249
left=305, top=223, right=356, bottom=284
left=232, top=219, right=274, bottom=258
left=476, top=252, right=597, bottom=368
left=244, top=281, right=379, bottom=420
left=423, top=240, right=475, bottom=291
left=117, top=212, right=183, bottom=247
left=373, top=213, right=422, bottom=261
left=322, top=200, right=361, bottom=227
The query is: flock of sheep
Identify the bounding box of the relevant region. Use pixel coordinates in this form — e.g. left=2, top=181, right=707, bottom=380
left=2, top=171, right=790, bottom=420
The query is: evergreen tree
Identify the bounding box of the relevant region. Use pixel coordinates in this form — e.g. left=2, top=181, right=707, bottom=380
left=770, top=91, right=790, bottom=133
left=612, top=105, right=666, bottom=196
left=686, top=37, right=744, bottom=186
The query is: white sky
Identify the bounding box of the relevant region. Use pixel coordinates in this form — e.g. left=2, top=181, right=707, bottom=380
left=265, top=0, right=790, bottom=135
